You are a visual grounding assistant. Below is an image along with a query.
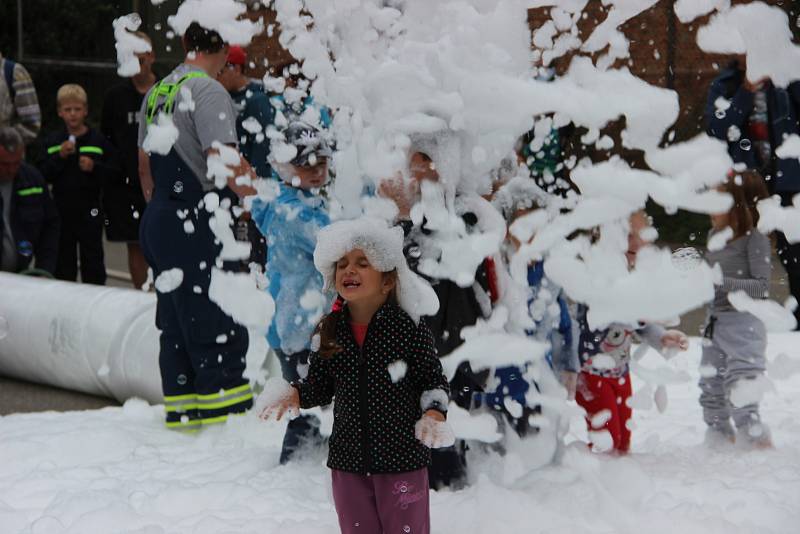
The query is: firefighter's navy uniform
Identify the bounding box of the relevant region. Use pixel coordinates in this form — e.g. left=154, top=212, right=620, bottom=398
left=138, top=64, right=253, bottom=430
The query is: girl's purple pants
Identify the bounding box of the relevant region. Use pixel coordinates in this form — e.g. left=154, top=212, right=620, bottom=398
left=331, top=468, right=430, bottom=534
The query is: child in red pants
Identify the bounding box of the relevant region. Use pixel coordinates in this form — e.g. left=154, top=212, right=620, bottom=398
left=575, top=212, right=688, bottom=453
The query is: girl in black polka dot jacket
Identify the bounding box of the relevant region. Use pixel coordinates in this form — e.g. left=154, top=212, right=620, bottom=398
left=260, top=218, right=454, bottom=534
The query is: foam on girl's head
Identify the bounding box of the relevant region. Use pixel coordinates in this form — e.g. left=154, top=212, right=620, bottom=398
left=315, top=219, right=405, bottom=280
left=314, top=218, right=439, bottom=322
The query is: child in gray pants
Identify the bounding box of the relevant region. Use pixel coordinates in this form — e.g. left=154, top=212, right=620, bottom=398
left=701, top=170, right=772, bottom=448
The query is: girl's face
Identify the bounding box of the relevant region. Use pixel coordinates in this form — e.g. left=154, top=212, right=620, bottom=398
left=334, top=249, right=394, bottom=304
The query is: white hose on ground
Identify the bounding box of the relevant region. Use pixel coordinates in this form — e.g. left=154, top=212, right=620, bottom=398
left=0, top=273, right=162, bottom=404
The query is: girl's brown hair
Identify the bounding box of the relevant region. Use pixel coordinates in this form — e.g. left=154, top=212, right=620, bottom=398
left=315, top=270, right=399, bottom=359
left=720, top=169, right=769, bottom=238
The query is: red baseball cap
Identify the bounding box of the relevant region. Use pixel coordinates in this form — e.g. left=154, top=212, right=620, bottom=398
left=227, top=46, right=247, bottom=66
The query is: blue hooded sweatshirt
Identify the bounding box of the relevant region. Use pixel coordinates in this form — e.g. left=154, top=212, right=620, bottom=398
left=251, top=182, right=330, bottom=354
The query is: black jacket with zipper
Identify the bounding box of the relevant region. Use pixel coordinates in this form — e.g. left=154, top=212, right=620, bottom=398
left=40, top=128, right=118, bottom=214
left=400, top=216, right=493, bottom=410
left=293, top=303, right=449, bottom=474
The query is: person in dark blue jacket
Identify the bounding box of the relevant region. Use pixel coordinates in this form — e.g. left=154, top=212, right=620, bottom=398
left=705, top=60, right=800, bottom=192
left=0, top=126, right=59, bottom=276
left=217, top=45, right=275, bottom=180
left=705, top=59, right=800, bottom=328
left=217, top=45, right=274, bottom=271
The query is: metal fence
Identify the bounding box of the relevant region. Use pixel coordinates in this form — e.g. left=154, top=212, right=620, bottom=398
left=2, top=1, right=187, bottom=148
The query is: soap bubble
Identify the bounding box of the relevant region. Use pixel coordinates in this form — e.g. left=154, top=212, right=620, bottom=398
left=126, top=13, right=142, bottom=27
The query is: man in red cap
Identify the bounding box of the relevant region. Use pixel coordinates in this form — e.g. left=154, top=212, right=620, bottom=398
left=217, top=45, right=274, bottom=180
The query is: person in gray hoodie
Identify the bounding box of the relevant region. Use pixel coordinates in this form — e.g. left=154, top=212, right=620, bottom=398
left=701, top=169, right=773, bottom=448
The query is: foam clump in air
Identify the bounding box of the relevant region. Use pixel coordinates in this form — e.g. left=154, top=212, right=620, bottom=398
left=757, top=195, right=800, bottom=244
left=728, top=290, right=798, bottom=332
left=697, top=2, right=800, bottom=87
left=168, top=0, right=263, bottom=46
left=112, top=13, right=152, bottom=77
left=776, top=134, right=800, bottom=160
left=209, top=268, right=275, bottom=333
left=142, top=113, right=179, bottom=155
left=154, top=268, right=184, bottom=293
left=674, top=0, right=730, bottom=24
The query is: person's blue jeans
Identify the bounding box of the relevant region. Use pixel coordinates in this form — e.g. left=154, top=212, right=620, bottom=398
left=275, top=348, right=323, bottom=464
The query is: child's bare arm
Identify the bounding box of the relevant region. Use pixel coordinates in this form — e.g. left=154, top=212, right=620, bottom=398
left=661, top=330, right=689, bottom=351
left=639, top=323, right=689, bottom=358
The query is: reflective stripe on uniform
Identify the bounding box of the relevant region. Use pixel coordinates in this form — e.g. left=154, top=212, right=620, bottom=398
left=195, top=384, right=253, bottom=411
left=165, top=418, right=202, bottom=431
left=46, top=145, right=104, bottom=155
left=199, top=412, right=247, bottom=426
left=164, top=392, right=198, bottom=413
left=200, top=415, right=230, bottom=426
left=79, top=146, right=104, bottom=155
left=165, top=403, right=199, bottom=413
left=17, top=187, right=43, bottom=197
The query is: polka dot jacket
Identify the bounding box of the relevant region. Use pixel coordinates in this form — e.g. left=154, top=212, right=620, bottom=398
left=292, top=303, right=450, bottom=475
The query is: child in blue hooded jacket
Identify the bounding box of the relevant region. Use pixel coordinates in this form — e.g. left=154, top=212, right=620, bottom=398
left=251, top=120, right=333, bottom=463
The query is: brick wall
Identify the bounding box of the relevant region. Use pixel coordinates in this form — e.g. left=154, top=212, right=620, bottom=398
left=527, top=0, right=797, bottom=242
left=242, top=8, right=294, bottom=79
left=246, top=1, right=796, bottom=152
left=243, top=1, right=797, bottom=242
left=528, top=0, right=797, bottom=152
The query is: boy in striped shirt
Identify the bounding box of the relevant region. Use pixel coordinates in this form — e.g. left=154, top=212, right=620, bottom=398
left=0, top=54, right=41, bottom=145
